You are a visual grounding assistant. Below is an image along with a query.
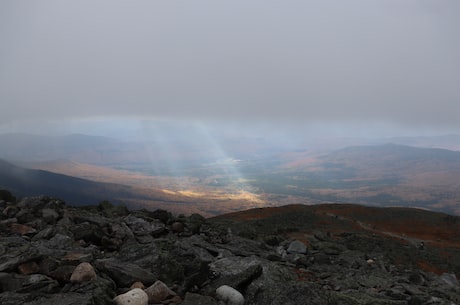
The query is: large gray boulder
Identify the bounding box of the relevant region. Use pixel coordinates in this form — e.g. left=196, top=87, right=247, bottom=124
left=96, top=259, right=156, bottom=288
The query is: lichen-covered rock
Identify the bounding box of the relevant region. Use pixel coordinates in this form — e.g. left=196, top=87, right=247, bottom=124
left=69, top=262, right=97, bottom=283
left=113, top=288, right=148, bottom=305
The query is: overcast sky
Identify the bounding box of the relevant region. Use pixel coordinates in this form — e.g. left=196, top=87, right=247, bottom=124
left=1, top=0, right=460, bottom=136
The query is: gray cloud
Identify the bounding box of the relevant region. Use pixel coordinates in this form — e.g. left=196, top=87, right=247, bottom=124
left=1, top=0, right=459, bottom=132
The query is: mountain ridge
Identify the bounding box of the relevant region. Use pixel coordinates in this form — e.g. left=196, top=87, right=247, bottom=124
left=2, top=135, right=460, bottom=216
left=0, top=159, right=150, bottom=206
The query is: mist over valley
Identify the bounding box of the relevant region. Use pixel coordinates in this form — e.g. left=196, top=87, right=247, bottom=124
left=2, top=128, right=460, bottom=216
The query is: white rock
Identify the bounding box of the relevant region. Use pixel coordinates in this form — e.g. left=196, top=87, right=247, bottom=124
left=70, top=262, right=97, bottom=283
left=216, top=285, right=244, bottom=305
left=113, top=288, right=148, bottom=305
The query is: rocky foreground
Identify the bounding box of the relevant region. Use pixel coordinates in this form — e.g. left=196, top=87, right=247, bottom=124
left=0, top=194, right=459, bottom=304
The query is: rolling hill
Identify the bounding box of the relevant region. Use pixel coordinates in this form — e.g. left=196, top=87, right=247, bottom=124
left=2, top=132, right=460, bottom=216
left=0, top=159, right=159, bottom=206
left=260, top=144, right=460, bottom=215
left=211, top=203, right=460, bottom=277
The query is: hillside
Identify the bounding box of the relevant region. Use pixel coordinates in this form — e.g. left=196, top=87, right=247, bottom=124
left=277, top=144, right=460, bottom=215
left=0, top=160, right=271, bottom=216
left=0, top=159, right=156, bottom=206
left=212, top=203, right=460, bottom=254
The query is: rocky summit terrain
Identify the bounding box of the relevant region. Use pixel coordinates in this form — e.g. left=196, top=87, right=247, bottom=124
left=0, top=191, right=459, bottom=305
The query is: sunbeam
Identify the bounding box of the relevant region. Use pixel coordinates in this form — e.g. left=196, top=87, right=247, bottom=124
left=193, top=121, right=264, bottom=205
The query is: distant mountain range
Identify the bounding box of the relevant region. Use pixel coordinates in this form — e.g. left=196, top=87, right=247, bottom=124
left=1, top=133, right=460, bottom=215
left=3, top=132, right=460, bottom=165
left=278, top=143, right=460, bottom=215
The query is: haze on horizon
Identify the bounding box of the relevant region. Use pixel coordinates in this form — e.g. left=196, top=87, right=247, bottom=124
left=1, top=0, right=460, bottom=138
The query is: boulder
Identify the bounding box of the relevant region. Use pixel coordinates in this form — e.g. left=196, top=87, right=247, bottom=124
left=130, top=281, right=145, bottom=289
left=286, top=240, right=307, bottom=254
left=181, top=292, right=217, bottom=305
left=42, top=208, right=60, bottom=224
left=0, top=248, right=41, bottom=272
left=113, top=288, right=148, bottom=305
left=439, top=272, right=459, bottom=287
left=96, top=259, right=155, bottom=287
left=171, top=221, right=185, bottom=233
left=70, top=262, right=97, bottom=283
left=144, top=280, right=176, bottom=303
left=9, top=223, right=36, bottom=235
left=49, top=265, right=75, bottom=282
left=215, top=285, right=244, bottom=305
left=123, top=215, right=165, bottom=236
left=207, top=256, right=263, bottom=292
left=17, top=261, right=39, bottom=275
left=46, top=233, right=74, bottom=249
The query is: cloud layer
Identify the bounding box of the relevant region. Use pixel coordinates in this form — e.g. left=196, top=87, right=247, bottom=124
left=1, top=1, right=459, bottom=131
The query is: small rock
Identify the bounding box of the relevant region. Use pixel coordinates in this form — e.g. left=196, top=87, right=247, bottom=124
left=130, top=281, right=145, bottom=289
left=439, top=272, right=459, bottom=287
left=70, top=262, right=97, bottom=283
left=10, top=223, right=36, bottom=235
left=15, top=209, right=35, bottom=224
left=287, top=240, right=307, bottom=254
left=62, top=252, right=93, bottom=263
left=42, top=208, right=60, bottom=224
left=17, top=261, right=39, bottom=275
left=215, top=285, right=244, bottom=305
left=144, top=280, right=176, bottom=303
left=47, top=233, right=74, bottom=249
left=171, top=221, right=184, bottom=233
left=113, top=288, right=148, bottom=305
left=2, top=205, right=17, bottom=217
left=32, top=227, right=55, bottom=240
left=276, top=246, right=287, bottom=258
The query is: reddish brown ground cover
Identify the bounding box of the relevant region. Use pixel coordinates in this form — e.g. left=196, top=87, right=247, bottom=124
left=213, top=203, right=460, bottom=278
